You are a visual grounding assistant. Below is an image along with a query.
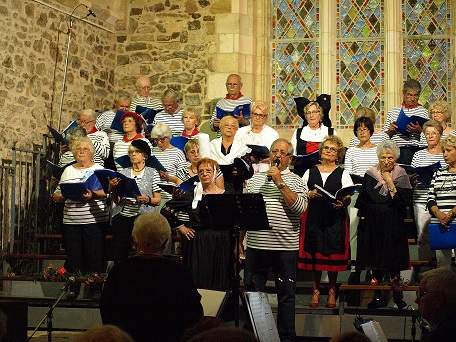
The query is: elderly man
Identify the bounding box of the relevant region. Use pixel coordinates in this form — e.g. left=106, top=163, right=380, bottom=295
left=100, top=212, right=203, bottom=342
left=415, top=266, right=456, bottom=342
left=152, top=88, right=185, bottom=137
left=383, top=79, right=429, bottom=163
left=210, top=74, right=252, bottom=137
left=129, top=75, right=164, bottom=112
left=77, top=109, right=110, bottom=166
left=242, top=138, right=308, bottom=342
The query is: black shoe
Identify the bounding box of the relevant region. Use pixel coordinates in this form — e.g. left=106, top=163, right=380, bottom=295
left=66, top=291, right=78, bottom=301
left=393, top=291, right=407, bottom=309
left=367, top=296, right=384, bottom=309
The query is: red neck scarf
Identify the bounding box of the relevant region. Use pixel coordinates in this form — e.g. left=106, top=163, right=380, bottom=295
left=225, top=92, right=244, bottom=100
left=87, top=127, right=98, bottom=135
left=182, top=128, right=200, bottom=137
left=123, top=133, right=143, bottom=142
left=402, top=102, right=421, bottom=109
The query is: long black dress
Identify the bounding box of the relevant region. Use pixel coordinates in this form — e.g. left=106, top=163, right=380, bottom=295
left=161, top=189, right=233, bottom=290
left=355, top=171, right=412, bottom=272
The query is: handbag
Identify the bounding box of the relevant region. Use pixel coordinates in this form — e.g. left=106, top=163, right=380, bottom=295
left=429, top=222, right=456, bottom=250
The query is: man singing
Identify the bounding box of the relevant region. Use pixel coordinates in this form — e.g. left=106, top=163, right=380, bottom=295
left=242, top=138, right=308, bottom=342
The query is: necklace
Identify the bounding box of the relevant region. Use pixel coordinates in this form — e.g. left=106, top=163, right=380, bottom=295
left=133, top=165, right=145, bottom=173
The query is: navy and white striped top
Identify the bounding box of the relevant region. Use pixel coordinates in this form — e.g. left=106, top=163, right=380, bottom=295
left=96, top=109, right=124, bottom=144
left=129, top=94, right=164, bottom=112
left=210, top=96, right=253, bottom=137
left=349, top=132, right=389, bottom=147
left=112, top=138, right=153, bottom=170
left=245, top=170, right=308, bottom=251
left=152, top=108, right=185, bottom=137
left=88, top=131, right=110, bottom=167
left=344, top=146, right=379, bottom=177
left=427, top=167, right=456, bottom=223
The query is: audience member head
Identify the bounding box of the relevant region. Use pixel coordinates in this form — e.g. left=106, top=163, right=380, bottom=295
left=135, top=76, right=151, bottom=98
left=182, top=107, right=202, bottom=129
left=353, top=116, right=374, bottom=137
left=354, top=107, right=376, bottom=124
left=161, top=88, right=180, bottom=115
left=402, top=79, right=422, bottom=106
left=376, top=140, right=400, bottom=161
left=329, top=330, right=371, bottom=342
left=132, top=212, right=171, bottom=255
left=77, top=109, right=98, bottom=133
left=429, top=100, right=452, bottom=124
left=120, top=112, right=143, bottom=134
left=114, top=90, right=132, bottom=112
left=65, top=126, right=87, bottom=145
left=416, top=266, right=456, bottom=326
left=319, top=135, right=345, bottom=163
left=76, top=324, right=133, bottom=342
left=225, top=74, right=243, bottom=99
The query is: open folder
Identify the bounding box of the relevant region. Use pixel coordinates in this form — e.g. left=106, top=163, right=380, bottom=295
left=395, top=108, right=428, bottom=136
left=59, top=172, right=101, bottom=201
left=93, top=169, right=141, bottom=199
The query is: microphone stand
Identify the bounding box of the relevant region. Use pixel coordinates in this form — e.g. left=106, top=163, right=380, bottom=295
left=411, top=312, right=417, bottom=342
left=27, top=279, right=73, bottom=342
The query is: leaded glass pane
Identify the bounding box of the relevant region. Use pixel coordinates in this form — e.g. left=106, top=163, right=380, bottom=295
left=272, top=42, right=319, bottom=126
left=273, top=0, right=319, bottom=39
left=336, top=41, right=384, bottom=128
left=338, top=0, right=383, bottom=38
left=404, top=0, right=450, bottom=35
left=403, top=38, right=450, bottom=106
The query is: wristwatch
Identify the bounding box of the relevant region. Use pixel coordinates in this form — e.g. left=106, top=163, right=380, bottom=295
left=277, top=182, right=287, bottom=189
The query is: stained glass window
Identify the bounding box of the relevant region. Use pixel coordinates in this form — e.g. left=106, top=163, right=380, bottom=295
left=336, top=0, right=384, bottom=129
left=272, top=0, right=319, bottom=128
left=403, top=0, right=451, bottom=107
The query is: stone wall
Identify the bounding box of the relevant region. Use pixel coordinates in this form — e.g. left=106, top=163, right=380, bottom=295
left=0, top=0, right=117, bottom=160
left=115, top=0, right=233, bottom=118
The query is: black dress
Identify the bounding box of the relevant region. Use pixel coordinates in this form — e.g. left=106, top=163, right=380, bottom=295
left=298, top=166, right=350, bottom=271
left=355, top=173, right=412, bottom=271
left=161, top=189, right=233, bottom=290
left=100, top=255, right=203, bottom=342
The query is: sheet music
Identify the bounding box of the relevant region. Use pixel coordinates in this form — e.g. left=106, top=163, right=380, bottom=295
left=245, top=292, right=280, bottom=342
left=361, top=321, right=388, bottom=342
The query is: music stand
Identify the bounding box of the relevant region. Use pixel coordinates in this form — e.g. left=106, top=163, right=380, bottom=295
left=203, top=193, right=270, bottom=327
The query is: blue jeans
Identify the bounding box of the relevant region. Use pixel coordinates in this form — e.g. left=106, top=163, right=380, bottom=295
left=244, top=248, right=297, bottom=342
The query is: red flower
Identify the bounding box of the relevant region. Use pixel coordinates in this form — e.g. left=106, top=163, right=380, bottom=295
left=56, top=266, right=66, bottom=276
left=370, top=278, right=378, bottom=286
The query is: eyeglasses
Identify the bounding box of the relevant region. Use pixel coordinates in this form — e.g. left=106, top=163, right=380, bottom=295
left=425, top=132, right=440, bottom=137
left=77, top=119, right=95, bottom=125
left=271, top=149, right=291, bottom=157
left=416, top=289, right=439, bottom=299
left=128, top=150, right=142, bottom=155
left=430, top=111, right=444, bottom=115
left=322, top=146, right=338, bottom=153
left=252, top=113, right=267, bottom=118
left=137, top=86, right=150, bottom=90
left=306, top=110, right=320, bottom=116
left=226, top=83, right=239, bottom=87
left=76, top=147, right=90, bottom=153
left=152, top=137, right=168, bottom=143
left=198, top=169, right=213, bottom=175
left=357, top=127, right=369, bottom=133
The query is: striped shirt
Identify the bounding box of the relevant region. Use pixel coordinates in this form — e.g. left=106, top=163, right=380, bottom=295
left=210, top=96, right=253, bottom=137
left=349, top=131, right=389, bottom=147
left=427, top=167, right=456, bottom=223
left=382, top=105, right=429, bottom=147
left=112, top=138, right=153, bottom=170
left=152, top=108, right=185, bottom=137
left=129, top=94, right=164, bottom=112
left=88, top=131, right=110, bottom=167
left=55, top=164, right=109, bottom=224
left=96, top=109, right=124, bottom=144
left=245, top=169, right=308, bottom=251
left=344, top=146, right=379, bottom=177
left=410, top=150, right=446, bottom=206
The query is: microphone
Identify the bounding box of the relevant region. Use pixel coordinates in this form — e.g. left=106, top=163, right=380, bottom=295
left=87, top=9, right=96, bottom=17
left=268, top=158, right=280, bottom=181
left=410, top=307, right=430, bottom=332
left=61, top=276, right=76, bottom=292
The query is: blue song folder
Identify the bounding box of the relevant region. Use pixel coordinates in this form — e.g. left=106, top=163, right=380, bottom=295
left=429, top=222, right=456, bottom=250
left=395, top=108, right=428, bottom=136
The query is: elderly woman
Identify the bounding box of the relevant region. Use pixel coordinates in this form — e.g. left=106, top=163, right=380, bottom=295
left=161, top=158, right=232, bottom=290
left=210, top=115, right=253, bottom=193
left=53, top=137, right=109, bottom=300
left=181, top=107, right=202, bottom=137
left=113, top=112, right=152, bottom=170
left=427, top=135, right=456, bottom=267
left=150, top=123, right=187, bottom=206
left=411, top=120, right=446, bottom=277
left=298, top=136, right=353, bottom=308
left=291, top=102, right=337, bottom=177
left=349, top=107, right=389, bottom=147
left=100, top=212, right=203, bottom=342
left=355, top=140, right=412, bottom=309
left=235, top=101, right=280, bottom=174
left=428, top=100, right=455, bottom=137
left=77, top=109, right=110, bottom=166
left=108, top=140, right=161, bottom=262
left=345, top=116, right=380, bottom=283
